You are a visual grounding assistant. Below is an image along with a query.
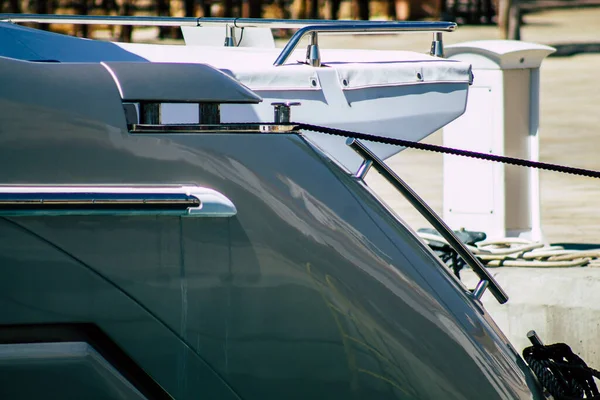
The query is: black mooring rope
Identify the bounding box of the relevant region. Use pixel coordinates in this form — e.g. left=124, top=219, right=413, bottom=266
left=292, top=123, right=600, bottom=180
left=523, top=343, right=600, bottom=399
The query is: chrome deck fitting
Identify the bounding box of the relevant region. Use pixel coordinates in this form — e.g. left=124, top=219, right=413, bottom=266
left=306, top=32, right=321, bottom=67
left=272, top=101, right=301, bottom=123
left=224, top=24, right=236, bottom=47
left=430, top=32, right=444, bottom=58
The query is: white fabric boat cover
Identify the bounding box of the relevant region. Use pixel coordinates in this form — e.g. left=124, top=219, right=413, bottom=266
left=115, top=42, right=472, bottom=91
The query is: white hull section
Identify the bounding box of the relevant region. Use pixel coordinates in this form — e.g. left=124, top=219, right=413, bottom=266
left=0, top=21, right=472, bottom=170
left=118, top=43, right=471, bottom=170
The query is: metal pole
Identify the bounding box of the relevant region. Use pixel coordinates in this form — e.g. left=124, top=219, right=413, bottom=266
left=224, top=24, right=236, bottom=46
left=306, top=32, right=321, bottom=67
left=139, top=102, right=161, bottom=124
left=271, top=102, right=301, bottom=123
left=347, top=138, right=509, bottom=305
left=273, top=22, right=455, bottom=66
left=0, top=14, right=457, bottom=30
left=430, top=32, right=444, bottom=57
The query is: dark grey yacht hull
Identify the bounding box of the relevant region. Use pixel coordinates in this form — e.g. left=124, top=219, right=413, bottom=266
left=0, top=54, right=543, bottom=399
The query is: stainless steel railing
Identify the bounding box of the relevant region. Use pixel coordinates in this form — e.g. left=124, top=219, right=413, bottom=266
left=273, top=21, right=455, bottom=66
left=0, top=14, right=455, bottom=65
left=0, top=14, right=455, bottom=30
left=347, top=138, right=509, bottom=305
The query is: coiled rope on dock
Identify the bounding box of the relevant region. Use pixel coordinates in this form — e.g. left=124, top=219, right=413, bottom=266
left=475, top=239, right=600, bottom=268
left=417, top=233, right=600, bottom=269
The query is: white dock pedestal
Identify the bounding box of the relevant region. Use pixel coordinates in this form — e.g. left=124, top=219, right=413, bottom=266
left=442, top=41, right=554, bottom=241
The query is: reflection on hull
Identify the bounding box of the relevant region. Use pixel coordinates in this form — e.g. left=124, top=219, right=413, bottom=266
left=0, top=31, right=542, bottom=399
left=0, top=131, right=543, bottom=399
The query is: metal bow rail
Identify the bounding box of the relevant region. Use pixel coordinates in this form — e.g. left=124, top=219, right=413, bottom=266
left=0, top=14, right=456, bottom=65
left=347, top=138, right=509, bottom=305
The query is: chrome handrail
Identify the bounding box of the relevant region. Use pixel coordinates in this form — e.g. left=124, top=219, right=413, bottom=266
left=0, top=13, right=456, bottom=30
left=0, top=13, right=200, bottom=26
left=347, top=138, right=509, bottom=305
left=274, top=21, right=454, bottom=65
left=0, top=185, right=237, bottom=217
left=0, top=14, right=455, bottom=64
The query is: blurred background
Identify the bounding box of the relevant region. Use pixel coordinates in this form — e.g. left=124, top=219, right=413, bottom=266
left=3, top=0, right=591, bottom=42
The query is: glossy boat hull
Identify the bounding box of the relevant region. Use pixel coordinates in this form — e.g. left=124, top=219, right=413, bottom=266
left=0, top=128, right=542, bottom=398
left=0, top=40, right=541, bottom=399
